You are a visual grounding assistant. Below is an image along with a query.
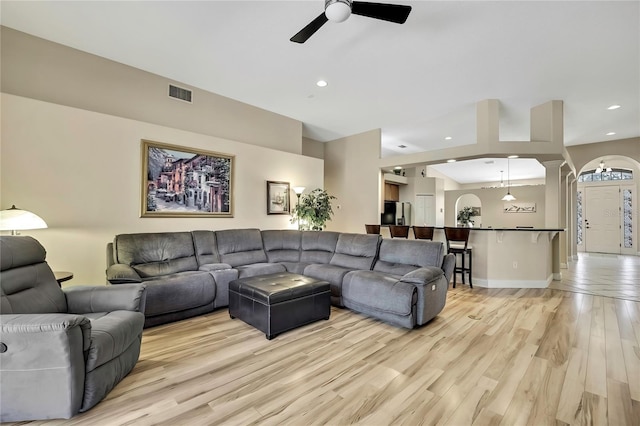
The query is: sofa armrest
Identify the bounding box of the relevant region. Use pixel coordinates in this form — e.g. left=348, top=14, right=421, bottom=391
left=64, top=284, right=147, bottom=314
left=0, top=313, right=91, bottom=350
left=0, top=314, right=91, bottom=421
left=441, top=253, right=455, bottom=284
left=400, top=266, right=445, bottom=286
left=198, top=263, right=233, bottom=272
left=106, top=264, right=142, bottom=284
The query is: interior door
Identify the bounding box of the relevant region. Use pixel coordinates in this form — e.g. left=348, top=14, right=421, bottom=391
left=585, top=185, right=620, bottom=254
left=414, top=195, right=435, bottom=226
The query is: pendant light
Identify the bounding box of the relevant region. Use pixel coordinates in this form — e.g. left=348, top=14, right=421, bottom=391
left=595, top=160, right=612, bottom=173
left=501, top=158, right=516, bottom=201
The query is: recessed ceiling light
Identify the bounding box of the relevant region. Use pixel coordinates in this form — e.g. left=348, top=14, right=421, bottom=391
left=447, top=159, right=456, bottom=163
left=607, top=105, right=621, bottom=110
left=507, top=155, right=519, bottom=159
left=606, top=132, right=616, bottom=136
left=445, top=136, right=452, bottom=140
left=316, top=80, right=328, bottom=87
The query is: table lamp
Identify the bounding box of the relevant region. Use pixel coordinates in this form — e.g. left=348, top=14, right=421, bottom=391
left=0, top=205, right=48, bottom=235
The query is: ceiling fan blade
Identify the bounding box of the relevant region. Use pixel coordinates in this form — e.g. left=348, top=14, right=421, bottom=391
left=290, top=12, right=329, bottom=43
left=352, top=2, right=412, bottom=24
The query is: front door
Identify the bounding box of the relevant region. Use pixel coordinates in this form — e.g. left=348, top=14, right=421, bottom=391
left=585, top=185, right=620, bottom=254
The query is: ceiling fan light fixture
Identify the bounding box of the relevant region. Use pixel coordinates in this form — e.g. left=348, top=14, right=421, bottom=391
left=325, top=0, right=352, bottom=22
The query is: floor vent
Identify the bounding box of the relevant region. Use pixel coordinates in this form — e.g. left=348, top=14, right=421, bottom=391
left=168, top=84, right=193, bottom=103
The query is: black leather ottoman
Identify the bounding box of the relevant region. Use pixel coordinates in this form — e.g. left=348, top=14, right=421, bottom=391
left=229, top=273, right=331, bottom=339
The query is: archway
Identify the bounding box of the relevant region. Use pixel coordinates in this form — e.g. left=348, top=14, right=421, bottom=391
left=576, top=155, right=637, bottom=255
left=455, top=194, right=482, bottom=227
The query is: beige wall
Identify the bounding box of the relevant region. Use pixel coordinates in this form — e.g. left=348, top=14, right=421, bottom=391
left=324, top=129, right=381, bottom=232
left=445, top=185, right=546, bottom=228
left=1, top=27, right=302, bottom=155
left=567, top=137, right=640, bottom=173
left=302, top=137, right=325, bottom=160
left=1, top=94, right=323, bottom=284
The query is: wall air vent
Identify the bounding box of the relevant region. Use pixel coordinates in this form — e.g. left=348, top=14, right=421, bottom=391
left=168, top=84, right=193, bottom=103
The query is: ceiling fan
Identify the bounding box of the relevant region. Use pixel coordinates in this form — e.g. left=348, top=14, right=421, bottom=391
left=290, top=0, right=412, bottom=44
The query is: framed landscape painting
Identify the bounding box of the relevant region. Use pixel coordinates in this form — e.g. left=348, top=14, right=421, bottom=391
left=266, top=181, right=290, bottom=215
left=141, top=140, right=234, bottom=217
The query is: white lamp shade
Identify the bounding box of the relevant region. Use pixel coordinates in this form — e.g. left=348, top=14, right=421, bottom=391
left=0, top=205, right=48, bottom=232
left=293, top=186, right=305, bottom=195
left=501, top=192, right=516, bottom=202
left=325, top=0, right=351, bottom=22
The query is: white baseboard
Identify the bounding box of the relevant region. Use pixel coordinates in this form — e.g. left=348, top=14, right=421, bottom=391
left=471, top=274, right=552, bottom=289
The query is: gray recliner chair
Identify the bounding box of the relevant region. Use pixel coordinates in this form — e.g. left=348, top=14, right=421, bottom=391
left=0, top=236, right=146, bottom=421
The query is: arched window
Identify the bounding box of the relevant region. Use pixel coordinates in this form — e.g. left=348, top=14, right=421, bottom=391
left=577, top=168, right=633, bottom=182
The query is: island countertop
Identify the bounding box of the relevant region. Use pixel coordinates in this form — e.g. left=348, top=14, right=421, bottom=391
left=432, top=226, right=565, bottom=232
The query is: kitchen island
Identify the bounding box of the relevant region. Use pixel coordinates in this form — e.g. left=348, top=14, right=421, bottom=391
left=431, top=227, right=564, bottom=288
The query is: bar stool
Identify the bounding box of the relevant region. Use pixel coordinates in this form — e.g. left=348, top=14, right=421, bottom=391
left=413, top=226, right=434, bottom=240
left=444, top=227, right=472, bottom=288
left=389, top=225, right=410, bottom=238
left=365, top=224, right=380, bottom=234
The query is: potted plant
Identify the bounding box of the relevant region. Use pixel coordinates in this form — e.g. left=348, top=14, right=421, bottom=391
left=291, top=188, right=336, bottom=231
left=457, top=206, right=478, bottom=227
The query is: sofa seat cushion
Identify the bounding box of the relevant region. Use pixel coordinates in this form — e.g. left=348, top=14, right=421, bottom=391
left=82, top=310, right=145, bottom=372
left=141, top=271, right=216, bottom=316
left=279, top=262, right=310, bottom=275
left=342, top=271, right=417, bottom=317
left=236, top=263, right=286, bottom=278
left=198, top=263, right=233, bottom=272
left=303, top=264, right=354, bottom=300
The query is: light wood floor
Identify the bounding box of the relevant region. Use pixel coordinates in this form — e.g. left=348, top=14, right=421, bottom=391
left=10, top=255, right=640, bottom=426
left=550, top=253, right=640, bottom=302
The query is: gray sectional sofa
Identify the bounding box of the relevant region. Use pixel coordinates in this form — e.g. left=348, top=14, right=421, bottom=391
left=106, top=229, right=454, bottom=329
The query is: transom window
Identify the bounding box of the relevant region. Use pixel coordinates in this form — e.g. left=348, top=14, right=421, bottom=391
left=578, top=168, right=633, bottom=182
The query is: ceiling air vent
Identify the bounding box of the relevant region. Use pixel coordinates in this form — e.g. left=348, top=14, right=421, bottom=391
left=168, top=84, right=192, bottom=103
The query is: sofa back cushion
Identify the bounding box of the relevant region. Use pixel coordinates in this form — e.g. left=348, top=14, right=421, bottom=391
left=0, top=236, right=67, bottom=314
left=192, top=230, right=221, bottom=266
left=262, top=230, right=302, bottom=263
left=216, top=229, right=267, bottom=267
left=114, top=232, right=198, bottom=278
left=330, top=233, right=381, bottom=271
left=374, top=239, right=444, bottom=276
left=300, top=231, right=340, bottom=264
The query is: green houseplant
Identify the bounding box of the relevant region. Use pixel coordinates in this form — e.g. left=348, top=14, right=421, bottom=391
left=291, top=188, right=336, bottom=231
left=457, top=206, right=478, bottom=227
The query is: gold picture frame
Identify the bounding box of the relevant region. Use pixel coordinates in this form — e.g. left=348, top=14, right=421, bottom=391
left=141, top=140, right=234, bottom=218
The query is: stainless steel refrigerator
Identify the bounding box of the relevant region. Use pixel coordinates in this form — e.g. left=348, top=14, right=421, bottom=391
left=382, top=201, right=411, bottom=226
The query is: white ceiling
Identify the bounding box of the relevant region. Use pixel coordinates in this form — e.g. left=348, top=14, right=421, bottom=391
left=1, top=1, right=638, bottom=184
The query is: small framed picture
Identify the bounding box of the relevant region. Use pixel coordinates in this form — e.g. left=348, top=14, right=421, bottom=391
left=266, top=181, right=290, bottom=215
